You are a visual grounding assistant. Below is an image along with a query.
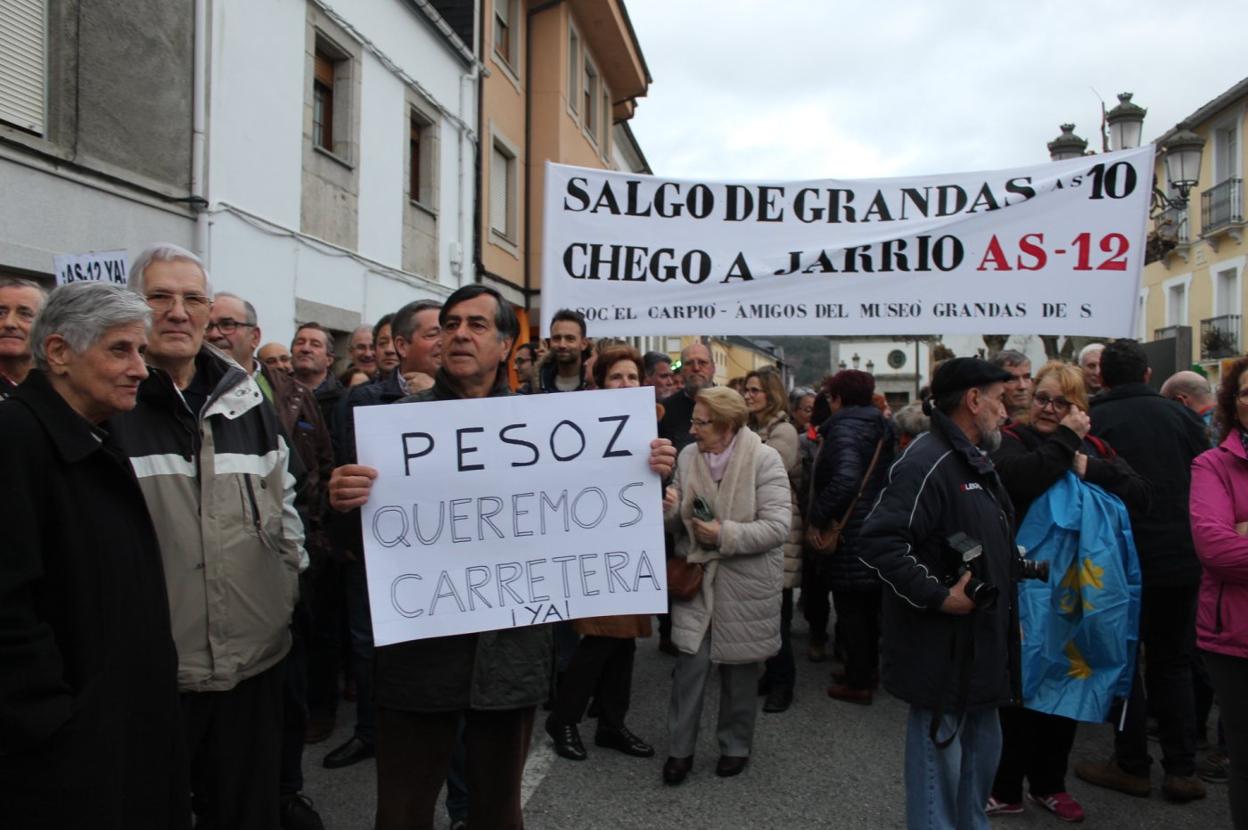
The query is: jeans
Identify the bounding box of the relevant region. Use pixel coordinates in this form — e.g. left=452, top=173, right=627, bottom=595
left=344, top=558, right=376, bottom=744
left=905, top=706, right=1002, bottom=830
left=1114, top=584, right=1198, bottom=777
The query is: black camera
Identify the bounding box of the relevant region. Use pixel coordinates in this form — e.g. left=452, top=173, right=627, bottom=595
left=942, top=533, right=1050, bottom=611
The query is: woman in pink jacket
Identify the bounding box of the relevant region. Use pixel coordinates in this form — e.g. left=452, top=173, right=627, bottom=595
left=1191, top=355, right=1248, bottom=829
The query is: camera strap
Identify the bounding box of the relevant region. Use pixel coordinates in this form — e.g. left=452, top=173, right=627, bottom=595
left=929, top=616, right=975, bottom=749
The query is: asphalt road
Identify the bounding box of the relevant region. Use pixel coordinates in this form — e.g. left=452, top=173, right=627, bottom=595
left=303, top=615, right=1229, bottom=829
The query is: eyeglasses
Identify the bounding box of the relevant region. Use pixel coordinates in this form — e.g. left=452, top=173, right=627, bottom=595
left=742, top=387, right=765, bottom=396
left=206, top=318, right=254, bottom=334
left=1033, top=392, right=1072, bottom=413
left=146, top=291, right=211, bottom=314
left=691, top=417, right=713, bottom=428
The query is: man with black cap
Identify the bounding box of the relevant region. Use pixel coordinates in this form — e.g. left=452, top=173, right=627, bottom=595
left=858, top=357, right=1019, bottom=830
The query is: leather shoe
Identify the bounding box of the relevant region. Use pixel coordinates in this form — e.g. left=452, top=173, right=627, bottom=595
left=595, top=725, right=654, bottom=758
left=663, top=755, right=693, bottom=785
left=831, top=670, right=879, bottom=690
left=715, top=755, right=749, bottom=777
left=322, top=736, right=374, bottom=769
left=280, top=792, right=325, bottom=830
left=762, top=685, right=793, bottom=713
left=826, top=684, right=873, bottom=705
left=544, top=714, right=587, bottom=761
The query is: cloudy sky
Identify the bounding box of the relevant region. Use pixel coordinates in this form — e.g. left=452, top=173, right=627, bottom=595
left=626, top=1, right=1247, bottom=181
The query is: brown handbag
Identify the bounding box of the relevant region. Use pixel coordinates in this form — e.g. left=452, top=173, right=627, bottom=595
left=666, top=557, right=704, bottom=600
left=804, top=435, right=885, bottom=555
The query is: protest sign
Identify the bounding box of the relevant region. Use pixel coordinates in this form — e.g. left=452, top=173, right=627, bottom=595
left=354, top=386, right=667, bottom=646
left=53, top=249, right=130, bottom=286
left=540, top=148, right=1153, bottom=337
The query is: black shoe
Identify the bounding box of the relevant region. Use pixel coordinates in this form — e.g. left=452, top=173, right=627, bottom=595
left=595, top=725, right=655, bottom=758
left=322, top=736, right=375, bottom=769
left=544, top=714, right=587, bottom=761
left=280, top=793, right=326, bottom=830
left=716, top=755, right=749, bottom=777
left=663, top=755, right=693, bottom=785
left=762, top=685, right=793, bottom=713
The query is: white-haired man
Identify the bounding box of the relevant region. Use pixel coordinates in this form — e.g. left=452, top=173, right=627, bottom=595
left=0, top=277, right=48, bottom=400
left=110, top=244, right=305, bottom=830
left=1079, top=343, right=1105, bottom=397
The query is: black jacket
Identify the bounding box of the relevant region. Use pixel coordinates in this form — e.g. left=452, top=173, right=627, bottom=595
left=808, top=405, right=895, bottom=592
left=857, top=409, right=1020, bottom=711
left=536, top=358, right=590, bottom=394
left=993, top=422, right=1150, bottom=529
left=1089, top=382, right=1208, bottom=587
left=0, top=371, right=188, bottom=829
left=659, top=388, right=699, bottom=453
left=372, top=369, right=554, bottom=713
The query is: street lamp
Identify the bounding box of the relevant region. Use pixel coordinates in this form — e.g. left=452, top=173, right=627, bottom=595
left=1106, top=92, right=1147, bottom=151
left=1047, top=124, right=1088, bottom=161
left=851, top=353, right=861, bottom=369
left=1160, top=122, right=1205, bottom=205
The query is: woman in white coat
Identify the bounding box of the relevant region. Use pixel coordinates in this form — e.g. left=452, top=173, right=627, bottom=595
left=661, top=386, right=791, bottom=785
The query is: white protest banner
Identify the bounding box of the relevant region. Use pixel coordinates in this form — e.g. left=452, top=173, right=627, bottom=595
left=354, top=386, right=667, bottom=646
left=540, top=148, right=1153, bottom=337
left=53, top=249, right=130, bottom=286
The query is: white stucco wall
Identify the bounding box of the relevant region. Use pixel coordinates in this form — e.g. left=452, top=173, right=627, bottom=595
left=206, top=0, right=475, bottom=335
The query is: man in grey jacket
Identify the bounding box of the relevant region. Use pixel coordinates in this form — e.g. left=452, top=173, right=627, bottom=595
left=330, top=284, right=676, bottom=829
left=111, top=244, right=305, bottom=830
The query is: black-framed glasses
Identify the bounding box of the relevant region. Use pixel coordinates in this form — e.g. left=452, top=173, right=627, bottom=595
left=1033, top=392, right=1072, bottom=412
left=206, top=318, right=255, bottom=334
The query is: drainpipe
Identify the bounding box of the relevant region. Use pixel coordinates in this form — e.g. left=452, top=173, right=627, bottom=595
left=524, top=0, right=564, bottom=315
left=191, top=0, right=210, bottom=261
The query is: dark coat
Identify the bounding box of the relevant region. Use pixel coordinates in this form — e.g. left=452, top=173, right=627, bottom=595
left=372, top=369, right=554, bottom=712
left=537, top=358, right=590, bottom=393
left=264, top=363, right=334, bottom=562
left=993, top=422, right=1150, bottom=529
left=658, top=388, right=699, bottom=453
left=857, top=409, right=1020, bottom=711
left=0, top=371, right=188, bottom=829
left=808, top=405, right=896, bottom=592
left=1090, top=382, right=1208, bottom=587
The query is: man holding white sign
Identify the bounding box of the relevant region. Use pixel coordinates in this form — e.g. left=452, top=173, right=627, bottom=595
left=328, top=284, right=676, bottom=830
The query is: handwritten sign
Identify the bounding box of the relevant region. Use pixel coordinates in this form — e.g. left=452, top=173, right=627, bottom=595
left=54, top=249, right=130, bottom=286
left=354, top=387, right=667, bottom=645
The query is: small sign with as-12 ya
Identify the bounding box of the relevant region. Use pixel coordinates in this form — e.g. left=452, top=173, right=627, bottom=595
left=54, top=249, right=130, bottom=286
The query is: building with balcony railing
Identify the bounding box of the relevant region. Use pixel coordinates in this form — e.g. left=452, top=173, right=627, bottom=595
left=1141, top=76, right=1247, bottom=383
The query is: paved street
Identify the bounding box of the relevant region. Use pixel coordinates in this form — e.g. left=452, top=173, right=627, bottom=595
left=304, top=615, right=1227, bottom=829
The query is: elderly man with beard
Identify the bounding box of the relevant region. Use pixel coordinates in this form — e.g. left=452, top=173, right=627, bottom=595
left=0, top=277, right=47, bottom=399
left=858, top=357, right=1018, bottom=830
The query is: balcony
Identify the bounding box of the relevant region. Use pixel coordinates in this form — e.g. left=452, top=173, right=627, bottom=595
left=1201, top=178, right=1244, bottom=248
left=1155, top=205, right=1190, bottom=245
left=1154, top=324, right=1185, bottom=341
left=1200, top=314, right=1241, bottom=360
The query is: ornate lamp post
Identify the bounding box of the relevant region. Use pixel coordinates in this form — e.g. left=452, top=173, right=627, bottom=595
left=1106, top=92, right=1147, bottom=151
left=1047, top=124, right=1088, bottom=161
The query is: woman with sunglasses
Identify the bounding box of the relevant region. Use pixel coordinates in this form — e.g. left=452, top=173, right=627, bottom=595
left=986, top=360, right=1147, bottom=822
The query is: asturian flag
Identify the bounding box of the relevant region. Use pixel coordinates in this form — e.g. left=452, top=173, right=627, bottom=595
left=1016, top=472, right=1141, bottom=723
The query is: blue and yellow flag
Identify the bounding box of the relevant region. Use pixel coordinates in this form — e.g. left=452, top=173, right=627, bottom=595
left=1016, top=472, right=1141, bottom=723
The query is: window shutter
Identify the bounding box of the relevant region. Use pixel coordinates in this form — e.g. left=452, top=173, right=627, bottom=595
left=0, top=0, right=46, bottom=133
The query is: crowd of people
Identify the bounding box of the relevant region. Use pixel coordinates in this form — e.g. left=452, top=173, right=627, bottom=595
left=1, top=249, right=1246, bottom=830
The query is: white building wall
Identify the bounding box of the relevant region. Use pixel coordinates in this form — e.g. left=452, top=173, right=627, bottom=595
left=205, top=0, right=475, bottom=338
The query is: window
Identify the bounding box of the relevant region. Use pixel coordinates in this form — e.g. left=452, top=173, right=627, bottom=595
left=490, top=141, right=516, bottom=241
left=0, top=0, right=46, bottom=134
left=567, top=27, right=579, bottom=113
left=494, top=0, right=518, bottom=68
left=1166, top=281, right=1188, bottom=327
left=582, top=60, right=598, bottom=137
left=1214, top=122, right=1239, bottom=183
left=313, top=50, right=336, bottom=151
left=409, top=114, right=426, bottom=204
left=601, top=88, right=611, bottom=150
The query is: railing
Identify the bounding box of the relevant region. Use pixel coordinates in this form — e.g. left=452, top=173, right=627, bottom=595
left=1200, top=314, right=1242, bottom=360
left=1154, top=325, right=1184, bottom=341
left=1154, top=205, right=1190, bottom=245
left=1202, top=178, right=1244, bottom=234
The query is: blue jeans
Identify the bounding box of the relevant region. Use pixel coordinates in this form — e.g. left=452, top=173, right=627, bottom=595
left=905, top=706, right=1001, bottom=830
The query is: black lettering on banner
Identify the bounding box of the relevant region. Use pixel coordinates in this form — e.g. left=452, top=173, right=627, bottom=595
left=496, top=562, right=527, bottom=606
left=413, top=502, right=445, bottom=545
left=511, top=492, right=534, bottom=536
left=477, top=496, right=505, bottom=540
left=617, top=481, right=645, bottom=527
left=550, top=420, right=586, bottom=462
left=526, top=558, right=550, bottom=603
left=541, top=490, right=570, bottom=533
left=563, top=177, right=591, bottom=211
left=501, top=423, right=539, bottom=467
left=578, top=553, right=601, bottom=596
left=599, top=414, right=632, bottom=458
left=465, top=565, right=493, bottom=609
left=402, top=432, right=434, bottom=476
left=551, top=555, right=577, bottom=598
left=571, top=487, right=608, bottom=529
left=632, top=550, right=662, bottom=592
left=449, top=498, right=472, bottom=542
left=429, top=571, right=467, bottom=615
left=605, top=551, right=630, bottom=593
left=456, top=427, right=485, bottom=472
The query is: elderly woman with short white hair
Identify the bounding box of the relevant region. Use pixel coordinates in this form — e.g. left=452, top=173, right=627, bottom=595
left=661, top=385, right=791, bottom=785
left=0, top=282, right=188, bottom=828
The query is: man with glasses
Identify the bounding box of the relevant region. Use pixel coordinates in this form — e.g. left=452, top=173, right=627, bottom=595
left=659, top=342, right=716, bottom=453
left=990, top=349, right=1033, bottom=422
left=111, top=244, right=306, bottom=830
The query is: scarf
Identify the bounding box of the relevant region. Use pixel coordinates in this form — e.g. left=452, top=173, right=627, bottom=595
left=702, top=430, right=740, bottom=482
left=681, top=427, right=761, bottom=565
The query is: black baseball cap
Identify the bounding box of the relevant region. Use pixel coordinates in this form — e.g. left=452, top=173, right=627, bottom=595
left=929, top=357, right=1014, bottom=398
